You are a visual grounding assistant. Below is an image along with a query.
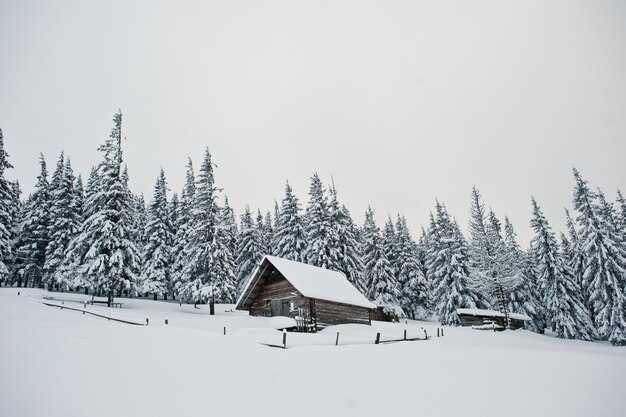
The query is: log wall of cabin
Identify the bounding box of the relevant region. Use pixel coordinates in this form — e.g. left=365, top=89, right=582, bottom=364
left=248, top=276, right=309, bottom=317
left=314, top=299, right=371, bottom=327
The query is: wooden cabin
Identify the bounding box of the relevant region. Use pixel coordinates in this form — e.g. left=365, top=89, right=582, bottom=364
left=456, top=308, right=531, bottom=330
left=236, top=256, right=376, bottom=331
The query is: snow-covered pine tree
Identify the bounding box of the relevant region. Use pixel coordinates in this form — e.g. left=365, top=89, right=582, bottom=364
left=361, top=206, right=403, bottom=317
left=255, top=210, right=268, bottom=256
left=466, top=187, right=518, bottom=312
left=571, top=172, right=626, bottom=344
left=616, top=189, right=626, bottom=231
left=426, top=201, right=479, bottom=325
left=181, top=148, right=235, bottom=303
left=171, top=158, right=195, bottom=299
left=169, top=193, right=179, bottom=235
left=6, top=180, right=22, bottom=285
left=326, top=183, right=364, bottom=291
left=64, top=111, right=141, bottom=305
left=235, top=206, right=264, bottom=297
left=0, top=129, right=15, bottom=281
left=503, top=216, right=544, bottom=333
left=16, top=154, right=50, bottom=287
left=271, top=181, right=306, bottom=262
left=304, top=173, right=332, bottom=268
left=222, top=195, right=238, bottom=258
left=140, top=169, right=173, bottom=300
left=382, top=217, right=397, bottom=273
left=44, top=157, right=79, bottom=290
left=263, top=211, right=273, bottom=255
left=530, top=197, right=597, bottom=341
left=395, top=215, right=430, bottom=319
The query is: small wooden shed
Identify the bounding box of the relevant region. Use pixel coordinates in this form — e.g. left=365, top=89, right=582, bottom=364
left=456, top=308, right=531, bottom=330
left=236, top=256, right=376, bottom=331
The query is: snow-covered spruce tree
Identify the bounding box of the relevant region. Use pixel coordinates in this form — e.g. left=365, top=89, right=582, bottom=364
left=562, top=208, right=586, bottom=294
left=503, top=216, right=544, bottom=333
left=466, top=187, right=518, bottom=312
left=6, top=180, right=22, bottom=284
left=271, top=181, right=306, bottom=262
left=181, top=148, right=235, bottom=303
left=262, top=211, right=273, bottom=255
left=222, top=196, right=238, bottom=259
left=235, top=206, right=264, bottom=297
left=382, top=217, right=397, bottom=272
left=16, top=154, right=50, bottom=287
left=361, top=206, right=403, bottom=317
left=65, top=111, right=141, bottom=305
left=140, top=169, right=173, bottom=300
left=616, top=189, right=626, bottom=231
left=171, top=158, right=195, bottom=298
left=530, top=197, right=597, bottom=341
left=255, top=210, right=268, bottom=256
left=304, top=173, right=332, bottom=268
left=572, top=170, right=626, bottom=344
left=426, top=201, right=479, bottom=325
left=395, top=215, right=430, bottom=319
left=0, top=129, right=15, bottom=281
left=326, top=184, right=364, bottom=292
left=44, top=157, right=80, bottom=290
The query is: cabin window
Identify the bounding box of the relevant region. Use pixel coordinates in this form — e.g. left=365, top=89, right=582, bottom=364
left=265, top=299, right=271, bottom=306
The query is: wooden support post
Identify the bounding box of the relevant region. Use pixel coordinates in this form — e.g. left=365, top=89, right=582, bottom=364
left=375, top=331, right=381, bottom=345
left=282, top=329, right=287, bottom=349
left=404, top=329, right=407, bottom=340
left=335, top=332, right=340, bottom=346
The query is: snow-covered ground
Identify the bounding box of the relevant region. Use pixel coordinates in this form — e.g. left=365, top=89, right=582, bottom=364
left=1, top=288, right=625, bottom=417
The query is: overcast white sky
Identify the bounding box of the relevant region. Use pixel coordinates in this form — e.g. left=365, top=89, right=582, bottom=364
left=1, top=0, right=625, bottom=246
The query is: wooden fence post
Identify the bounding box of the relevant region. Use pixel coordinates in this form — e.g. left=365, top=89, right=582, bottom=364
left=441, top=328, right=444, bottom=336
left=375, top=331, right=381, bottom=345
left=335, top=332, right=340, bottom=346
left=165, top=318, right=168, bottom=325
left=437, top=328, right=440, bottom=337
left=423, top=329, right=427, bottom=339
left=403, top=329, right=407, bottom=340
left=282, top=329, right=287, bottom=349
left=224, top=326, right=226, bottom=336
left=146, top=317, right=149, bottom=326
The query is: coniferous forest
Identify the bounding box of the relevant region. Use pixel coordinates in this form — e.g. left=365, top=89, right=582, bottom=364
left=1, top=111, right=625, bottom=345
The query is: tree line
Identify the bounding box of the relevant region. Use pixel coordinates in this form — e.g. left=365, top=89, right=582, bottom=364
left=0, top=111, right=625, bottom=345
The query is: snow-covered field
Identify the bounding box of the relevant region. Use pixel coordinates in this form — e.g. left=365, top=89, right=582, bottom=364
left=1, top=288, right=625, bottom=417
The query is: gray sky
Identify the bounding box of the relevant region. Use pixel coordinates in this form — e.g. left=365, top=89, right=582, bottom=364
left=1, top=0, right=625, bottom=246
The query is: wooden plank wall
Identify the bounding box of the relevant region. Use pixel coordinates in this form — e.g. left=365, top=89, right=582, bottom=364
left=314, top=299, right=371, bottom=327
left=248, top=276, right=308, bottom=317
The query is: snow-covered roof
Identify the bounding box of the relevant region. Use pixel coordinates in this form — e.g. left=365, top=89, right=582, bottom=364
left=237, top=255, right=376, bottom=310
left=456, top=308, right=531, bottom=321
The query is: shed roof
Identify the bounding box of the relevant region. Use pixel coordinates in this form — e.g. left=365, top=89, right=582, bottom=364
left=456, top=308, right=531, bottom=321
left=236, top=255, right=376, bottom=310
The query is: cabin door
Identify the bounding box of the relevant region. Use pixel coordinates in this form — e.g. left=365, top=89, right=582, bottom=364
left=270, top=300, right=290, bottom=317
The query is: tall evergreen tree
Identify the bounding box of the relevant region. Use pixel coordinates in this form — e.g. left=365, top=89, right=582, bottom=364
left=304, top=173, right=332, bottom=268
left=503, top=216, right=544, bottom=333
left=63, top=111, right=140, bottom=305
left=426, top=201, right=479, bottom=325
left=181, top=148, right=235, bottom=303
left=140, top=169, right=173, bottom=300
left=362, top=206, right=403, bottom=317
left=271, top=181, right=306, bottom=262
left=44, top=157, right=79, bottom=289
left=171, top=159, right=196, bottom=298
left=395, top=215, right=430, bottom=319
left=530, top=197, right=597, bottom=341
left=16, top=154, right=50, bottom=287
left=326, top=184, right=364, bottom=291
left=235, top=206, right=264, bottom=297
left=0, top=129, right=15, bottom=281
left=571, top=170, right=626, bottom=344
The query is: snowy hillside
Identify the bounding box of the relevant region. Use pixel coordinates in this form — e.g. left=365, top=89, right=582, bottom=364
left=1, top=288, right=625, bottom=417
